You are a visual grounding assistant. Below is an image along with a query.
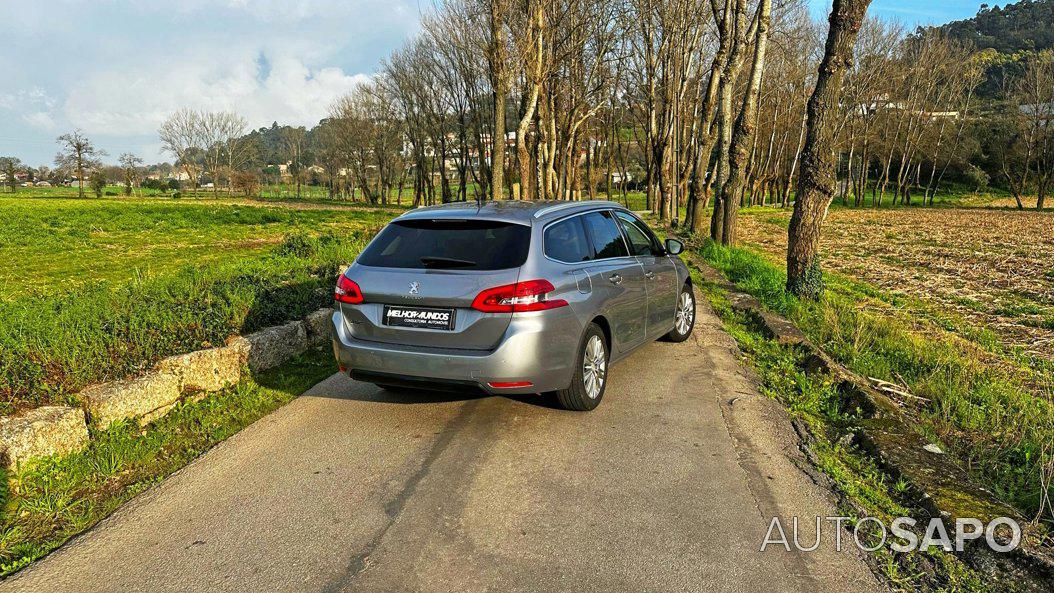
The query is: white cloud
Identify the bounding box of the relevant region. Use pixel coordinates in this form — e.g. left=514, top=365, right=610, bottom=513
left=1, top=88, right=60, bottom=132
left=64, top=48, right=371, bottom=136
left=0, top=0, right=421, bottom=164
left=22, top=111, right=58, bottom=131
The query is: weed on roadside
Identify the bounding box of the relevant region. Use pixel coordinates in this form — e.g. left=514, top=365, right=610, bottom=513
left=699, top=279, right=1006, bottom=592
left=698, top=240, right=1054, bottom=522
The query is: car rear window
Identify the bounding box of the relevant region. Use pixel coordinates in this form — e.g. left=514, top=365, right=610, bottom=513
left=357, top=219, right=532, bottom=270
left=544, top=217, right=592, bottom=262
left=581, top=211, right=629, bottom=259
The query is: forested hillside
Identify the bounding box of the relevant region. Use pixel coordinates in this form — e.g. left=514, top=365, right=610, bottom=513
left=936, top=0, right=1054, bottom=53
left=922, top=0, right=1054, bottom=95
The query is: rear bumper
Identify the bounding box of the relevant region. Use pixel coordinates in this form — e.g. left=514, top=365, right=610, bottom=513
left=330, top=310, right=579, bottom=394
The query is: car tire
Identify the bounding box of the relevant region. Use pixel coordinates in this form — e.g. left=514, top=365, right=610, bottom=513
left=556, top=323, right=608, bottom=411
left=662, top=283, right=696, bottom=343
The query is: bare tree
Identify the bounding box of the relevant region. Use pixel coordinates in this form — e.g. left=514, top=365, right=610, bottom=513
left=118, top=152, right=144, bottom=197
left=486, top=0, right=513, bottom=201
left=330, top=83, right=406, bottom=204
left=218, top=112, right=252, bottom=197
left=786, top=0, right=872, bottom=298
left=159, top=109, right=204, bottom=194
left=513, top=0, right=547, bottom=200
left=55, top=130, right=106, bottom=198
left=1002, top=56, right=1054, bottom=210
left=715, top=0, right=772, bottom=244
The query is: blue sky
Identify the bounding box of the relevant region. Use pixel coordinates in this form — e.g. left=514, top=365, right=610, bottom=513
left=821, top=0, right=983, bottom=24
left=1, top=0, right=986, bottom=167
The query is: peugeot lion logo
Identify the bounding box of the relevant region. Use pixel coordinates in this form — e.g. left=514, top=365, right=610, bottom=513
left=409, top=281, right=420, bottom=295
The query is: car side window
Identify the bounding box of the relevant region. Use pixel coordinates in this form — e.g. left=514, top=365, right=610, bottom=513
left=581, top=211, right=629, bottom=259
left=544, top=217, right=592, bottom=262
left=615, top=211, right=663, bottom=257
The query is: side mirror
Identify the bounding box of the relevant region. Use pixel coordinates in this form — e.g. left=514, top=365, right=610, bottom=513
left=665, top=238, right=684, bottom=255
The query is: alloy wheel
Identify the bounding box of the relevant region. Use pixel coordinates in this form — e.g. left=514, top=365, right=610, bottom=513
left=582, top=335, right=607, bottom=399
left=676, top=290, right=694, bottom=335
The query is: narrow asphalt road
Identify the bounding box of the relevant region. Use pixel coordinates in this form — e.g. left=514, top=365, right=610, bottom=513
left=3, top=301, right=880, bottom=592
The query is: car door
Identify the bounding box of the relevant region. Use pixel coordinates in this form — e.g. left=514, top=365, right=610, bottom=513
left=577, top=210, right=648, bottom=354
left=614, top=211, right=678, bottom=339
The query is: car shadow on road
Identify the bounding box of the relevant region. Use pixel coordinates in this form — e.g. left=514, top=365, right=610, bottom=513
left=309, top=373, right=563, bottom=410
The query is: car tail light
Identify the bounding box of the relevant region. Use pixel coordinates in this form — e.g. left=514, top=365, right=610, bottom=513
left=488, top=381, right=534, bottom=389
left=335, top=275, right=364, bottom=304
left=471, top=279, right=568, bottom=313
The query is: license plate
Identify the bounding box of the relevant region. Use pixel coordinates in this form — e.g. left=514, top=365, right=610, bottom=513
left=383, top=305, right=456, bottom=330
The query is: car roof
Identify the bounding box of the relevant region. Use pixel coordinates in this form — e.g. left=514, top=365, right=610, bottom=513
left=396, top=200, right=628, bottom=225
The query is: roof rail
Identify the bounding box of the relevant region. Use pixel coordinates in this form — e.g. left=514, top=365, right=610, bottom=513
left=533, top=200, right=619, bottom=218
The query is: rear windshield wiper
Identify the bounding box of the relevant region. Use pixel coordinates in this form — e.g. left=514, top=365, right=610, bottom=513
left=420, top=256, right=477, bottom=268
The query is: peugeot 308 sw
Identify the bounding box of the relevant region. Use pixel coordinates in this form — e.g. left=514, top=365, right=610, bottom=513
left=331, top=200, right=694, bottom=411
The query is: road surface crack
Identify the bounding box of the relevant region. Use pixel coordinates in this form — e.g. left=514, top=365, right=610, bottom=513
left=322, top=399, right=481, bottom=592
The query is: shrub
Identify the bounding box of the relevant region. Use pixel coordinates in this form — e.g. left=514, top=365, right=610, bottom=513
left=964, top=164, right=990, bottom=192
left=231, top=170, right=261, bottom=197
left=89, top=172, right=106, bottom=198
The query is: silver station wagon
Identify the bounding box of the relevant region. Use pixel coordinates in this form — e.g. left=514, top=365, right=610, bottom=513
left=330, top=200, right=694, bottom=411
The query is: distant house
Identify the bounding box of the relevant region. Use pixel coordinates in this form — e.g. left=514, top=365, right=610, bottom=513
left=921, top=111, right=960, bottom=120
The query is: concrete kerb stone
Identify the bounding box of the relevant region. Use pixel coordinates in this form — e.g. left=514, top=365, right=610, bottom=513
left=80, top=371, right=182, bottom=430
left=2, top=307, right=330, bottom=470
left=0, top=406, right=90, bottom=470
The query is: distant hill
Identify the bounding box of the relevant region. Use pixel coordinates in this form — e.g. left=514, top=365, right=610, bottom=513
left=932, top=0, right=1054, bottom=54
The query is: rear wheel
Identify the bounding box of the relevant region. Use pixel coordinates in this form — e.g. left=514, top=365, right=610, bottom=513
left=556, top=323, right=608, bottom=411
left=662, top=284, right=695, bottom=342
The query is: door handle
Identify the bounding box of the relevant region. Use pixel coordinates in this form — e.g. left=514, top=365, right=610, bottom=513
left=608, top=274, right=623, bottom=285
left=644, top=271, right=656, bottom=280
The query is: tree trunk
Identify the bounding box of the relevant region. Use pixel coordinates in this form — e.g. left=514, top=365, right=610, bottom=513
left=786, top=0, right=872, bottom=299
left=77, top=155, right=85, bottom=199
left=489, top=0, right=507, bottom=202
left=516, top=4, right=543, bottom=201
left=718, top=0, right=771, bottom=246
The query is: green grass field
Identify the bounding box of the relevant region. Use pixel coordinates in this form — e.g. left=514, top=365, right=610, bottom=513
left=0, top=196, right=399, bottom=298
left=0, top=195, right=406, bottom=414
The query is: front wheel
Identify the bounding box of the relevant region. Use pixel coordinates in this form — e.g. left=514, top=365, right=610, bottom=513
left=556, top=323, right=608, bottom=411
left=662, top=284, right=695, bottom=342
